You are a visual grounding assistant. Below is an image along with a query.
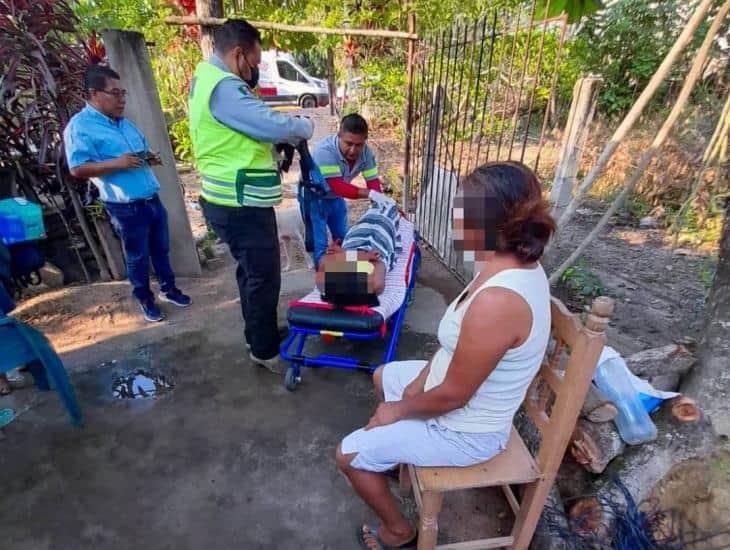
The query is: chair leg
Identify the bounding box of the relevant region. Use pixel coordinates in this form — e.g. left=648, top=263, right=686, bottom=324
left=399, top=464, right=412, bottom=497
left=417, top=490, right=443, bottom=550
left=21, top=324, right=82, bottom=426
left=27, top=359, right=50, bottom=391
left=42, top=350, right=82, bottom=426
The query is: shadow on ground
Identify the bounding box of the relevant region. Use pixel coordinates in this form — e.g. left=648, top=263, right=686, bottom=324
left=1, top=251, right=514, bottom=549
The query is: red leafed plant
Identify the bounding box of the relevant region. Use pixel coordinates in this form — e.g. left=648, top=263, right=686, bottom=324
left=0, top=0, right=111, bottom=282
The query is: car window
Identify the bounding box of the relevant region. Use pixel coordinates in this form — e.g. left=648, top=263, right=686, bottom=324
left=277, top=61, right=308, bottom=83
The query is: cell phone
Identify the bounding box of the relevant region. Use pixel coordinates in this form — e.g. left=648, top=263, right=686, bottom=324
left=134, top=151, right=157, bottom=162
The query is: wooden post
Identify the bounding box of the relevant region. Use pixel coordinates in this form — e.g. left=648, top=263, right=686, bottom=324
left=195, top=0, right=223, bottom=58
left=550, top=76, right=601, bottom=218
left=326, top=48, right=336, bottom=116
left=93, top=217, right=126, bottom=281
left=402, top=10, right=417, bottom=213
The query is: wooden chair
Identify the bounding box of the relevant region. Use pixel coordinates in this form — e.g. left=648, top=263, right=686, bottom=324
left=400, top=295, right=614, bottom=549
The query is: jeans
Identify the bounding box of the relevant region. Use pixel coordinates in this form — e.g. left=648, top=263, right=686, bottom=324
left=200, top=199, right=281, bottom=360
left=298, top=187, right=348, bottom=269
left=104, top=195, right=176, bottom=302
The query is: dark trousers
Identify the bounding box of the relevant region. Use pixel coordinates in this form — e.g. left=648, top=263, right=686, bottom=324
left=105, top=195, right=176, bottom=302
left=201, top=199, right=281, bottom=360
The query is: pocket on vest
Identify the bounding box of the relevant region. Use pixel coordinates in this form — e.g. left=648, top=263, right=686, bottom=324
left=235, top=169, right=282, bottom=204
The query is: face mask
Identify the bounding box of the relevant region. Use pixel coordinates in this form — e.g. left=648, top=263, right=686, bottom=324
left=244, top=65, right=259, bottom=89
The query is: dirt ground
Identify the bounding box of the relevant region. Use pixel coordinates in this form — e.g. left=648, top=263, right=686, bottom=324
left=2, top=107, right=727, bottom=547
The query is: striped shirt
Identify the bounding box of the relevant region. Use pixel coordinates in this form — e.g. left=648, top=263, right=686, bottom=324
left=342, top=202, right=403, bottom=271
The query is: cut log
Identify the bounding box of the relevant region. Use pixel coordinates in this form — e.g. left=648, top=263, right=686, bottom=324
left=570, top=419, right=625, bottom=474
left=647, top=373, right=681, bottom=393
left=567, top=497, right=602, bottom=535
left=567, top=407, right=715, bottom=536
left=581, top=384, right=618, bottom=423
left=625, top=344, right=695, bottom=379
left=668, top=396, right=701, bottom=422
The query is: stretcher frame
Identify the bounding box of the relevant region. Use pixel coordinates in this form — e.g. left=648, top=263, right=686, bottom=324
left=280, top=234, right=421, bottom=391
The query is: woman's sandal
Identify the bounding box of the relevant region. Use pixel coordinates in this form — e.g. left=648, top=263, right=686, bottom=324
left=357, top=524, right=418, bottom=550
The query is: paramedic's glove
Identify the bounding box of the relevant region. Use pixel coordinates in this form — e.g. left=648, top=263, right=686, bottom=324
left=368, top=190, right=396, bottom=208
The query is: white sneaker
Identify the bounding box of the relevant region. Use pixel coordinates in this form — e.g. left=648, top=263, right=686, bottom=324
left=249, top=352, right=285, bottom=375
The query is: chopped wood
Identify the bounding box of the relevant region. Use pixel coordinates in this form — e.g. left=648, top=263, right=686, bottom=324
left=581, top=384, right=618, bottom=423
left=669, top=396, right=701, bottom=422
left=625, top=344, right=696, bottom=379
left=568, top=407, right=715, bottom=536
left=647, top=373, right=680, bottom=393
left=568, top=497, right=602, bottom=535
left=570, top=419, right=625, bottom=474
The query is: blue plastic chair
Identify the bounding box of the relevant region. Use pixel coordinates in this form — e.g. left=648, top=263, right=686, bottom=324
left=0, top=315, right=82, bottom=426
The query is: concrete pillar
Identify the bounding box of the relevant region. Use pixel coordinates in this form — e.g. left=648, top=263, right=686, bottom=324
left=102, top=29, right=202, bottom=278
left=550, top=76, right=602, bottom=219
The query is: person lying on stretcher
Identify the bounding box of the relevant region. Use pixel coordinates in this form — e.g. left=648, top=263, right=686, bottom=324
left=315, top=198, right=402, bottom=304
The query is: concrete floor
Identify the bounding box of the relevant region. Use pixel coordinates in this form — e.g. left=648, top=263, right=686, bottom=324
left=1, top=253, right=515, bottom=549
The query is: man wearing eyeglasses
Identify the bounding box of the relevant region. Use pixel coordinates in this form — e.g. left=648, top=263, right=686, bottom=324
left=63, top=64, right=191, bottom=323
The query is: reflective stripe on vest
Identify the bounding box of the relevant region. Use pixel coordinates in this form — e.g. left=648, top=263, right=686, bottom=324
left=188, top=61, right=281, bottom=208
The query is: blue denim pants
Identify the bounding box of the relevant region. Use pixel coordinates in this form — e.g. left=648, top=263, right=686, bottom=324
left=104, top=195, right=176, bottom=302
left=298, top=188, right=348, bottom=269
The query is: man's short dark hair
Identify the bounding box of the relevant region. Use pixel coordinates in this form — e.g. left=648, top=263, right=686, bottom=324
left=84, top=64, right=120, bottom=92
left=213, top=19, right=262, bottom=53
left=340, top=113, right=369, bottom=136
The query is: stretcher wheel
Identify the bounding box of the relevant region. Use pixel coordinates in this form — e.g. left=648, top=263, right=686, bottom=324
left=284, top=366, right=300, bottom=392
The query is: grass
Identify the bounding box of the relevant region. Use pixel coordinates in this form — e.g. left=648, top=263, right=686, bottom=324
left=559, top=258, right=607, bottom=308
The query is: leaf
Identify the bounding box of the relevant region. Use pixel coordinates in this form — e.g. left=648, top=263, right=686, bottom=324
left=534, top=0, right=604, bottom=23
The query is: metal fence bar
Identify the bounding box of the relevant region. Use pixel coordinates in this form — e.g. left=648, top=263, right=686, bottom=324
left=475, top=10, right=503, bottom=171
left=465, top=14, right=496, bottom=177
left=534, top=16, right=568, bottom=172
left=520, top=0, right=552, bottom=164
left=494, top=6, right=524, bottom=161
left=431, top=23, right=456, bottom=256
left=439, top=21, right=470, bottom=265
left=507, top=0, right=538, bottom=160
left=411, top=38, right=431, bottom=217
left=421, top=28, right=449, bottom=245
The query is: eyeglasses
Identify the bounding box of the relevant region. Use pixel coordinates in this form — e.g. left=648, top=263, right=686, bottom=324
left=97, top=89, right=128, bottom=98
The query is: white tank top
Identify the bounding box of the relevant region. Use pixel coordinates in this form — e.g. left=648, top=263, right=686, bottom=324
left=424, top=264, right=551, bottom=433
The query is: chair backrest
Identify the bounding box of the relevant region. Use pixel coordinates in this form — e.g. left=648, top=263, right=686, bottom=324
left=523, top=295, right=614, bottom=476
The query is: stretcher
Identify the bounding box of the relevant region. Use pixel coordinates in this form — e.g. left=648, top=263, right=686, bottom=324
left=280, top=215, right=421, bottom=391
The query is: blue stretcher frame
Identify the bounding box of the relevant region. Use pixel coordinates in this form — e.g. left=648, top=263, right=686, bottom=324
left=280, top=236, right=421, bottom=391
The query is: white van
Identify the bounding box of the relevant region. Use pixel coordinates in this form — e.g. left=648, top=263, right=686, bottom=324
left=258, top=50, right=329, bottom=109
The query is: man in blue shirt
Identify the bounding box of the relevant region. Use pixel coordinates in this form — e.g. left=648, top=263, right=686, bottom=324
left=302, top=114, right=391, bottom=269
left=64, top=64, right=191, bottom=323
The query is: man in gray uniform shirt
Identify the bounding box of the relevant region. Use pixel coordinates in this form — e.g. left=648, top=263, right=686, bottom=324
left=188, top=19, right=314, bottom=374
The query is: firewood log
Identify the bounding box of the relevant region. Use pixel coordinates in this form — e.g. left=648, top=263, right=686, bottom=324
left=570, top=419, right=625, bottom=474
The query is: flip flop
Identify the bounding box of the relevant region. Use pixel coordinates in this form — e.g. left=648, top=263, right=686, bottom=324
left=0, top=408, right=15, bottom=429
left=356, top=524, right=418, bottom=550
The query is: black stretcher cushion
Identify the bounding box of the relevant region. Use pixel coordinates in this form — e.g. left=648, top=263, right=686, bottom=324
left=287, top=305, right=385, bottom=334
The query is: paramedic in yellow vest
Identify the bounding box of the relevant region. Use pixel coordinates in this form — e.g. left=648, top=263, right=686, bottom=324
left=188, top=19, right=314, bottom=374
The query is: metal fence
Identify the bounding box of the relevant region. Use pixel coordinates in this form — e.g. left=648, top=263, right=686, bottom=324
left=406, top=5, right=568, bottom=282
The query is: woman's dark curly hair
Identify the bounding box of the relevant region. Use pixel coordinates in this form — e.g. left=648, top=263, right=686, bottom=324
left=458, top=161, right=556, bottom=263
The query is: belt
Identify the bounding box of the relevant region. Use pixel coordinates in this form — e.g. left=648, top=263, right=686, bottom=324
left=105, top=194, right=159, bottom=206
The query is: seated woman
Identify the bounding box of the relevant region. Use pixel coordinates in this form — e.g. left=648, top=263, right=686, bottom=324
left=316, top=198, right=402, bottom=301
left=335, top=161, right=556, bottom=549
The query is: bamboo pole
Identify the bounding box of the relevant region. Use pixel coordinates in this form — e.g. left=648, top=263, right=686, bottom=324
left=670, top=91, right=730, bottom=244
left=165, top=16, right=419, bottom=41
left=548, top=0, right=730, bottom=285
left=547, top=0, right=718, bottom=252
